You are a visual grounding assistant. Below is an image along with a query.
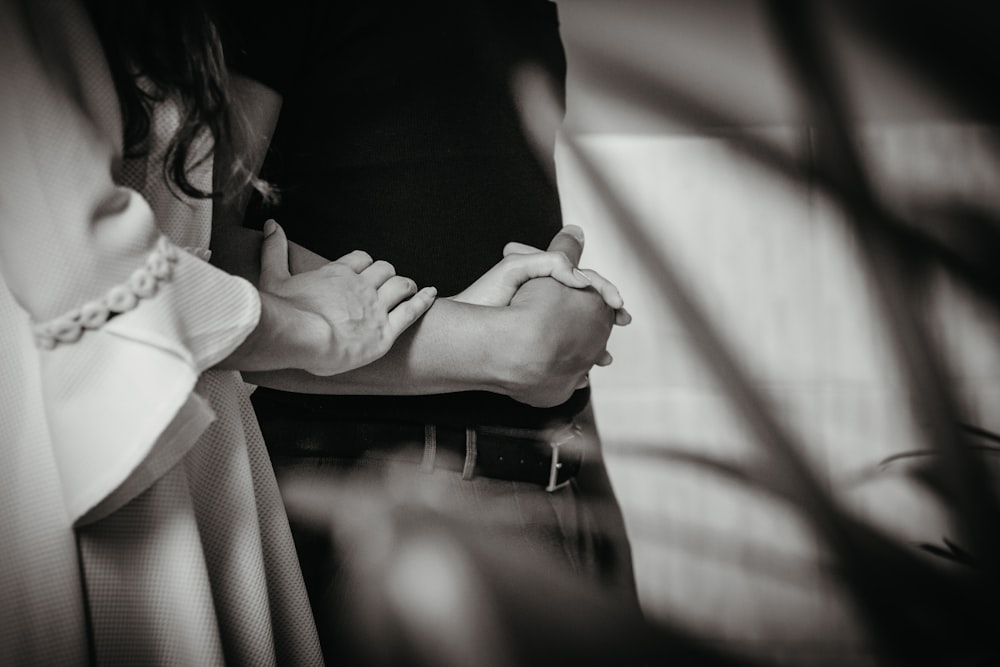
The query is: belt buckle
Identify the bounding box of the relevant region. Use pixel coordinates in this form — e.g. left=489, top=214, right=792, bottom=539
left=545, top=423, right=581, bottom=492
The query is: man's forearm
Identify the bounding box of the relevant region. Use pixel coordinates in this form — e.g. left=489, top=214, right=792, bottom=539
left=243, top=295, right=517, bottom=396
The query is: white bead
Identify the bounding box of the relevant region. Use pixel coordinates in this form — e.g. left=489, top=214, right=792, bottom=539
left=51, top=315, right=83, bottom=343
left=106, top=284, right=138, bottom=312
left=146, top=251, right=173, bottom=280
left=79, top=300, right=111, bottom=329
left=129, top=266, right=158, bottom=298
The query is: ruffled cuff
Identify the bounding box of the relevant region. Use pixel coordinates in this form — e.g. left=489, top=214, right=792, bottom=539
left=37, top=238, right=260, bottom=525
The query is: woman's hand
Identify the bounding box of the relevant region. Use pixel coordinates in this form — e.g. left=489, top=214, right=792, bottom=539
left=451, top=225, right=631, bottom=326
left=503, top=226, right=631, bottom=326
left=253, top=219, right=437, bottom=376
left=450, top=242, right=592, bottom=307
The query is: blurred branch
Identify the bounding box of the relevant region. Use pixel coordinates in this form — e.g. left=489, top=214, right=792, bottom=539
left=558, top=18, right=998, bottom=652
left=566, top=25, right=1000, bottom=313
left=839, top=0, right=1000, bottom=124
left=765, top=0, right=1000, bottom=567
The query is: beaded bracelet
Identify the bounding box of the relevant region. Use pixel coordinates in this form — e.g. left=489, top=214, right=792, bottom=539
left=32, top=237, right=188, bottom=349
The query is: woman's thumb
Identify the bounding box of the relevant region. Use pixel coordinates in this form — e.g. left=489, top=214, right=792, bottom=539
left=259, top=219, right=291, bottom=286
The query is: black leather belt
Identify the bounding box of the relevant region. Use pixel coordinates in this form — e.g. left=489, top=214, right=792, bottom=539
left=257, top=413, right=584, bottom=491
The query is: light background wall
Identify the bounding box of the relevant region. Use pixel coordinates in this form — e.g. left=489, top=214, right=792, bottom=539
left=554, top=2, right=1000, bottom=663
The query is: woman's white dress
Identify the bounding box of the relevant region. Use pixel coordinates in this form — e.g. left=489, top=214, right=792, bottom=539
left=0, top=1, right=323, bottom=663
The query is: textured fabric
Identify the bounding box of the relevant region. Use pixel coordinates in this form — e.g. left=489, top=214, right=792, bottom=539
left=78, top=373, right=321, bottom=666
left=0, top=1, right=322, bottom=664
left=0, top=0, right=260, bottom=525
left=0, top=273, right=90, bottom=666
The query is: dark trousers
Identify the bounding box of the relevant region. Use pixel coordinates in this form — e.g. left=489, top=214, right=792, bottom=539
left=254, top=392, right=640, bottom=666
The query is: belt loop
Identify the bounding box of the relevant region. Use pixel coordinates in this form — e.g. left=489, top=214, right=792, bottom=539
left=546, top=442, right=564, bottom=492
left=546, top=423, right=579, bottom=492
left=461, top=427, right=478, bottom=480
left=421, top=424, right=437, bottom=473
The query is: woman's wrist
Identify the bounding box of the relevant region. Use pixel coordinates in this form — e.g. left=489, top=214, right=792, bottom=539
left=219, top=291, right=327, bottom=373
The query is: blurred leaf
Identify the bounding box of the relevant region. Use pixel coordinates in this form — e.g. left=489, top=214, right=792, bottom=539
left=918, top=538, right=979, bottom=569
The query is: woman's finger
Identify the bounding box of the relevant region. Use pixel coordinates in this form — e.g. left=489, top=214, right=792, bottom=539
left=335, top=249, right=375, bottom=273
left=502, top=241, right=541, bottom=257
left=259, top=219, right=291, bottom=290
left=595, top=350, right=613, bottom=367
left=378, top=275, right=418, bottom=310
left=359, top=259, right=396, bottom=287
left=502, top=252, right=592, bottom=291
left=578, top=268, right=625, bottom=311
left=386, top=286, right=438, bottom=338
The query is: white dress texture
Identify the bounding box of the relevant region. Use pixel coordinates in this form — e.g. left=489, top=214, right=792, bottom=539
left=0, top=1, right=323, bottom=664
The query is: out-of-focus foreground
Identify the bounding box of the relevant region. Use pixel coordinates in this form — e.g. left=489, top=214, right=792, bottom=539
left=563, top=1, right=1000, bottom=664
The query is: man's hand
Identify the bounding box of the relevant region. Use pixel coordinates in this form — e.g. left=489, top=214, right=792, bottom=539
left=497, top=226, right=625, bottom=407
left=503, top=278, right=615, bottom=407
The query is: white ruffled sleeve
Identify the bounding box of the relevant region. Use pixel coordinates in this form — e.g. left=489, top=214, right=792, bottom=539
left=0, top=0, right=260, bottom=525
